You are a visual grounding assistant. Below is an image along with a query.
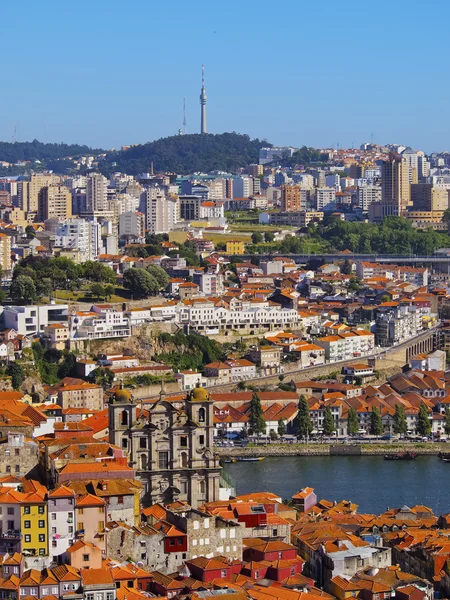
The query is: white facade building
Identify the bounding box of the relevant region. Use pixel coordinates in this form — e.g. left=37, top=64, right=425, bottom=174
left=86, top=173, right=108, bottom=212
left=54, top=218, right=101, bottom=262
left=2, top=305, right=69, bottom=337
left=142, top=188, right=179, bottom=233
left=316, top=187, right=336, bottom=210
left=358, top=185, right=382, bottom=211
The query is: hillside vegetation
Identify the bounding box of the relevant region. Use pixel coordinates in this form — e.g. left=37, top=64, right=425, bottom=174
left=0, top=139, right=104, bottom=163
left=97, top=132, right=270, bottom=175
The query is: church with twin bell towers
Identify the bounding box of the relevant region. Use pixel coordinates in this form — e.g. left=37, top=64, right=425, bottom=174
left=108, top=383, right=221, bottom=508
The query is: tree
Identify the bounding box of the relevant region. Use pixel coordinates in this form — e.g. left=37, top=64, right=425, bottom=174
left=249, top=392, right=266, bottom=437
left=278, top=418, right=286, bottom=437
left=322, top=406, right=335, bottom=436
left=104, top=284, right=115, bottom=300
left=251, top=232, right=263, bottom=244
left=264, top=232, right=275, bottom=243
left=341, top=259, right=352, bottom=274
left=91, top=283, right=106, bottom=300
left=393, top=404, right=408, bottom=435
left=25, top=225, right=36, bottom=239
left=36, top=277, right=53, bottom=299
left=380, top=294, right=390, bottom=303
left=7, top=363, right=25, bottom=390
left=146, top=265, right=170, bottom=290
left=445, top=406, right=450, bottom=436
left=348, top=407, right=359, bottom=435
left=297, top=395, right=313, bottom=440
left=10, top=275, right=36, bottom=303
left=370, top=407, right=383, bottom=435
left=417, top=402, right=431, bottom=436
left=123, top=268, right=159, bottom=298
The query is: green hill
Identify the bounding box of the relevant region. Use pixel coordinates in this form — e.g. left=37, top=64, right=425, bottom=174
left=0, top=139, right=105, bottom=163
left=97, top=132, right=271, bottom=175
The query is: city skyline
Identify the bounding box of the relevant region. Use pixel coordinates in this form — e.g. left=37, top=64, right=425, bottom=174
left=1, top=0, right=450, bottom=151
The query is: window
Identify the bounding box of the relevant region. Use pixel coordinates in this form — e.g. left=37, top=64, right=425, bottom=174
left=78, top=522, right=84, bottom=530
left=121, top=410, right=128, bottom=426
left=5, top=466, right=10, bottom=474
left=39, top=534, right=45, bottom=543
left=24, top=521, right=31, bottom=529
left=78, top=508, right=84, bottom=515
left=98, top=521, right=104, bottom=532
left=199, top=480, right=206, bottom=495
left=38, top=506, right=44, bottom=514
left=52, top=527, right=56, bottom=534
left=15, top=465, right=20, bottom=473
left=159, top=451, right=169, bottom=469
left=15, top=449, right=19, bottom=456
left=51, top=513, right=56, bottom=520
left=140, top=454, right=147, bottom=470
left=180, top=436, right=188, bottom=447
left=24, top=534, right=31, bottom=543
left=86, top=594, right=94, bottom=600
left=139, top=438, right=146, bottom=449
left=127, top=581, right=133, bottom=588
left=83, top=554, right=89, bottom=561
left=169, top=539, right=175, bottom=546
left=221, top=570, right=227, bottom=578
left=198, top=408, right=206, bottom=422
left=7, top=508, right=13, bottom=516
left=181, top=452, right=188, bottom=468
left=118, top=496, right=124, bottom=504
left=39, top=520, right=45, bottom=528
left=3, top=567, right=8, bottom=574
left=199, top=435, right=205, bottom=445
left=272, top=529, right=278, bottom=536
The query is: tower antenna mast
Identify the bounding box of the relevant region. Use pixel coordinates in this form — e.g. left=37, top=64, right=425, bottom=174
left=183, top=98, right=187, bottom=135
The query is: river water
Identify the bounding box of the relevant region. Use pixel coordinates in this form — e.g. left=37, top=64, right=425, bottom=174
left=227, top=455, right=450, bottom=514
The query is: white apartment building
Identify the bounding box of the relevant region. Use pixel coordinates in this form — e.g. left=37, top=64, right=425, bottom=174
left=355, top=262, right=428, bottom=286
left=86, top=173, right=108, bottom=212
left=232, top=176, right=253, bottom=198
left=2, top=305, right=69, bottom=337
left=54, top=218, right=101, bottom=262
left=316, top=187, right=336, bottom=210
left=178, top=298, right=299, bottom=332
left=119, top=211, right=145, bottom=241
left=192, top=272, right=224, bottom=296
left=142, top=187, right=179, bottom=233
left=48, top=486, right=76, bottom=561
left=199, top=201, right=225, bottom=220
left=69, top=305, right=131, bottom=341
left=316, top=330, right=375, bottom=362
left=357, top=185, right=382, bottom=211
left=206, top=178, right=227, bottom=199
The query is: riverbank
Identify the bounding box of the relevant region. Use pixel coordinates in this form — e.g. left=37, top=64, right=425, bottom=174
left=216, top=442, right=449, bottom=457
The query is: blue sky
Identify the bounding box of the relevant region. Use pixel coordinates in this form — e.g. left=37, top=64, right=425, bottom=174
left=1, top=0, right=449, bottom=151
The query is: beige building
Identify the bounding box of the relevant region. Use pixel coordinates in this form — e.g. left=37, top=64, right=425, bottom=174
left=38, top=185, right=72, bottom=221
left=42, top=323, right=70, bottom=350
left=411, top=183, right=449, bottom=212
left=381, top=152, right=411, bottom=217
left=29, top=174, right=60, bottom=216
left=108, top=386, right=221, bottom=508
left=46, top=377, right=104, bottom=411
left=0, top=233, right=12, bottom=273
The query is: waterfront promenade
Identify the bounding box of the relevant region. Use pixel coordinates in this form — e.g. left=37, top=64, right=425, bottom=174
left=217, top=441, right=450, bottom=457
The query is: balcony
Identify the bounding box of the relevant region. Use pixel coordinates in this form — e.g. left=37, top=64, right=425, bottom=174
left=0, top=530, right=21, bottom=539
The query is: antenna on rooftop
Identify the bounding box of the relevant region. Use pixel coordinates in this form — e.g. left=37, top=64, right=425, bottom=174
left=183, top=98, right=187, bottom=135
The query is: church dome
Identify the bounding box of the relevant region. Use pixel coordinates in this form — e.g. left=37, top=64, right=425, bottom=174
left=191, top=387, right=210, bottom=402
left=113, top=388, right=131, bottom=403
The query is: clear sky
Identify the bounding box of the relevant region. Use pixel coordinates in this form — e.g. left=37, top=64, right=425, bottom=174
left=1, top=0, right=450, bottom=152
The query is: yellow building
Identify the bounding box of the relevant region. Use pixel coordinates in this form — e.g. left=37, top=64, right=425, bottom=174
left=28, top=174, right=60, bottom=215
left=21, top=481, right=48, bottom=558
left=0, top=233, right=12, bottom=273
left=226, top=240, right=246, bottom=255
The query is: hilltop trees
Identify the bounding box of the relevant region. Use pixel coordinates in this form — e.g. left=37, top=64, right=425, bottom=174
left=123, top=268, right=160, bottom=298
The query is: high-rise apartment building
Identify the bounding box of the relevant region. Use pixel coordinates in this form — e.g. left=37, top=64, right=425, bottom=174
left=380, top=153, right=411, bottom=217
left=232, top=176, right=253, bottom=198
left=316, top=187, right=336, bottom=211
left=28, top=174, right=60, bottom=216
left=178, top=195, right=202, bottom=221
left=142, top=188, right=179, bottom=234
left=411, top=183, right=449, bottom=212
left=358, top=185, right=382, bottom=211
left=281, top=185, right=301, bottom=212
left=401, top=148, right=420, bottom=184
left=86, top=173, right=108, bottom=212
left=38, top=185, right=72, bottom=221
left=0, top=233, right=12, bottom=273
left=54, top=218, right=101, bottom=262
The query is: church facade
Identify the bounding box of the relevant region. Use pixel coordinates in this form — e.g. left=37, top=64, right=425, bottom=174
left=108, top=386, right=221, bottom=508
